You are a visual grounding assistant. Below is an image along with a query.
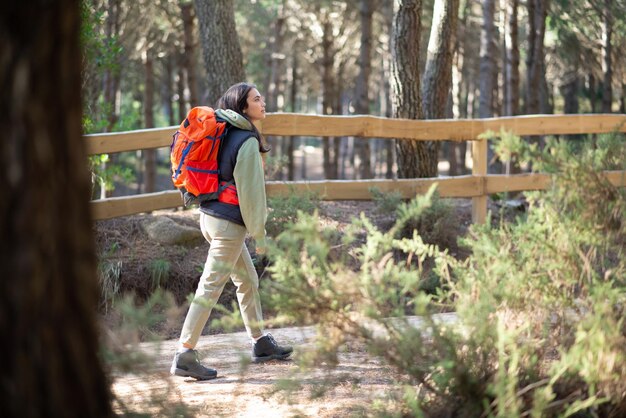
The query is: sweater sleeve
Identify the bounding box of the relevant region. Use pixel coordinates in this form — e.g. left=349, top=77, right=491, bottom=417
left=233, top=137, right=267, bottom=246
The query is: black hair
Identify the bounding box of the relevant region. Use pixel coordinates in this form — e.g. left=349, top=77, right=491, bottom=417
left=216, top=82, right=271, bottom=153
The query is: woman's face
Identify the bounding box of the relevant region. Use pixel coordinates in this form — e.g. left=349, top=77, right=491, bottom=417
left=244, top=88, right=266, bottom=122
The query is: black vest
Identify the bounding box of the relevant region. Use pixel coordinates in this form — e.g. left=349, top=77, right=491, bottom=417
left=199, top=127, right=256, bottom=226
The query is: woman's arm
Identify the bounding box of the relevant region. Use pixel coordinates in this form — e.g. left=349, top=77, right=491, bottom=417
left=233, top=137, right=268, bottom=250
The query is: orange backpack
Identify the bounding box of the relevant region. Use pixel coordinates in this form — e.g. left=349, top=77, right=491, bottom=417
left=170, top=106, right=239, bottom=206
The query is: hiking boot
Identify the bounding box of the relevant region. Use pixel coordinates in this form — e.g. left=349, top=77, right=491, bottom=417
left=170, top=348, right=217, bottom=380
left=252, top=334, right=293, bottom=363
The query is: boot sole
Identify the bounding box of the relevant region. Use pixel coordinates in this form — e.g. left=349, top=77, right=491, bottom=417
left=171, top=367, right=218, bottom=381
left=252, top=352, right=293, bottom=363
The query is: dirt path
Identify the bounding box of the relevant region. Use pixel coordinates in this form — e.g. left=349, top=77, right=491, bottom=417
left=111, top=314, right=457, bottom=417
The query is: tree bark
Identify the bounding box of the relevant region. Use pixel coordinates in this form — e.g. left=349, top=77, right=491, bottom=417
left=479, top=0, right=496, bottom=118
left=601, top=0, right=613, bottom=113
left=422, top=0, right=459, bottom=177
left=504, top=0, right=520, bottom=116
left=354, top=0, right=374, bottom=179
left=321, top=15, right=337, bottom=179
left=162, top=54, right=175, bottom=126
left=0, top=1, right=113, bottom=416
left=144, top=50, right=156, bottom=193
left=287, top=43, right=299, bottom=181
left=391, top=0, right=424, bottom=179
left=525, top=0, right=548, bottom=115
left=181, top=1, right=199, bottom=107
left=194, top=0, right=245, bottom=104
left=103, top=0, right=121, bottom=132
left=177, top=58, right=187, bottom=121
left=382, top=0, right=396, bottom=179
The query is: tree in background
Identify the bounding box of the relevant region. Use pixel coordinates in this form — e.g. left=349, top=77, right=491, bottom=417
left=421, top=0, right=459, bottom=177
left=354, top=0, right=375, bottom=179
left=391, top=0, right=424, bottom=178
left=525, top=0, right=549, bottom=115
left=0, top=0, right=112, bottom=416
left=194, top=0, right=245, bottom=104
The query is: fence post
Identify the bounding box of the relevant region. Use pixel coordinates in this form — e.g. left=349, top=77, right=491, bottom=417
left=472, top=138, right=488, bottom=223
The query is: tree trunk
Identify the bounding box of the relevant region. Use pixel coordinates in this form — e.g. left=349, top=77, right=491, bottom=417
left=525, top=0, right=548, bottom=115
left=144, top=51, right=156, bottom=193
left=422, top=0, right=459, bottom=177
left=354, top=0, right=374, bottom=179
left=504, top=0, right=520, bottom=116
left=479, top=0, right=500, bottom=173
left=391, top=0, right=424, bottom=179
left=382, top=0, right=396, bottom=179
left=321, top=15, right=337, bottom=179
left=479, top=0, right=496, bottom=118
left=588, top=72, right=597, bottom=113
left=177, top=59, right=187, bottom=122
left=162, top=54, right=176, bottom=126
left=0, top=1, right=113, bottom=416
left=450, top=0, right=469, bottom=176
left=103, top=0, right=121, bottom=132
left=265, top=0, right=287, bottom=160
left=601, top=0, right=613, bottom=113
left=561, top=72, right=579, bottom=114
left=194, top=0, right=245, bottom=104
left=181, top=2, right=199, bottom=107
left=287, top=44, right=298, bottom=181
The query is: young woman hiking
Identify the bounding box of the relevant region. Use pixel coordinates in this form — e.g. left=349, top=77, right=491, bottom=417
left=171, top=82, right=292, bottom=381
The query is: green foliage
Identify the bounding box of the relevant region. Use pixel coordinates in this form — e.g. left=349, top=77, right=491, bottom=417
left=266, top=187, right=320, bottom=237
left=89, top=154, right=135, bottom=198
left=262, top=132, right=626, bottom=416
left=98, top=259, right=122, bottom=314
left=396, top=189, right=460, bottom=252
left=149, top=259, right=171, bottom=291
left=370, top=187, right=405, bottom=214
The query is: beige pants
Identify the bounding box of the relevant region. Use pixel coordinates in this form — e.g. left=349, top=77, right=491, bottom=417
left=178, top=213, right=264, bottom=348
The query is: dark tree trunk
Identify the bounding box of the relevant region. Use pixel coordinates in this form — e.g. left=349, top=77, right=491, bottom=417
left=382, top=0, right=396, bottom=179
left=177, top=59, right=187, bottom=122
left=588, top=72, right=597, bottom=113
left=181, top=2, right=199, bottom=107
left=287, top=44, right=299, bottom=181
left=162, top=54, right=175, bottom=126
left=0, top=1, right=113, bottom=416
left=265, top=0, right=287, bottom=160
left=561, top=73, right=580, bottom=114
left=144, top=51, right=156, bottom=193
left=504, top=0, right=520, bottom=116
left=450, top=0, right=469, bottom=176
left=321, top=15, right=337, bottom=179
left=422, top=0, right=459, bottom=177
left=194, top=0, right=245, bottom=104
left=525, top=0, right=548, bottom=115
left=103, top=0, right=121, bottom=132
left=479, top=0, right=496, bottom=118
left=601, top=0, right=613, bottom=113
left=354, top=0, right=374, bottom=179
left=391, top=0, right=424, bottom=179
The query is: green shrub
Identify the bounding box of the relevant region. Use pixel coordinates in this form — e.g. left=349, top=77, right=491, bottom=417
left=262, top=132, right=626, bottom=416
left=149, top=258, right=171, bottom=291
left=266, top=187, right=319, bottom=237
left=397, top=190, right=460, bottom=252
left=370, top=186, right=405, bottom=214
left=98, top=259, right=122, bottom=314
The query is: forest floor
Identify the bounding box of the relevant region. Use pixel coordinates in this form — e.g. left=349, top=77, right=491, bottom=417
left=97, top=197, right=509, bottom=417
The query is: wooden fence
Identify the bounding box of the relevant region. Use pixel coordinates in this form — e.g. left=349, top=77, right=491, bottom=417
left=87, top=113, right=626, bottom=222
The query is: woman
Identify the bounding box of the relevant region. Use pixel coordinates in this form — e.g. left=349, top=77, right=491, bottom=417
left=171, top=83, right=292, bottom=381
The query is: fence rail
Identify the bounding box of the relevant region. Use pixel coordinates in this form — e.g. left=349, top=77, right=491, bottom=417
left=87, top=113, right=626, bottom=221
